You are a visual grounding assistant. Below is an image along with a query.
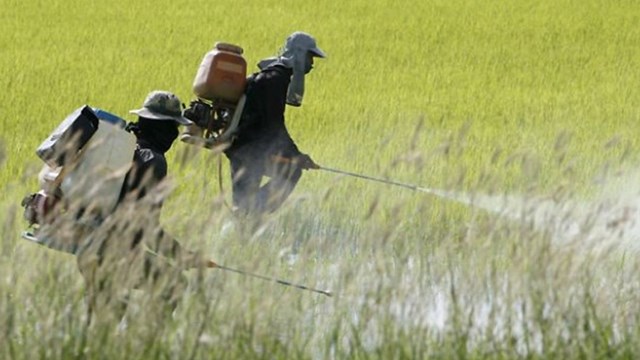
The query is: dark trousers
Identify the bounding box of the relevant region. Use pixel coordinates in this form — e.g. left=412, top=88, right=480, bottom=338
left=228, top=155, right=302, bottom=215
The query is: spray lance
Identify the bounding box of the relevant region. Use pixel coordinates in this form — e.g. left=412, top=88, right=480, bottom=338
left=318, top=166, right=448, bottom=196
left=274, top=155, right=465, bottom=204
left=203, top=260, right=332, bottom=297
left=141, top=246, right=332, bottom=297
left=317, top=166, right=476, bottom=205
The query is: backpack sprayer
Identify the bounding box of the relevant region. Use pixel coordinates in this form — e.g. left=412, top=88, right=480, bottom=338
left=181, top=42, right=248, bottom=150
left=20, top=107, right=136, bottom=253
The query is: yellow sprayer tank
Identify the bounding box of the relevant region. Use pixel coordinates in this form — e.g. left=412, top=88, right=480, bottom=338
left=192, top=42, right=247, bottom=102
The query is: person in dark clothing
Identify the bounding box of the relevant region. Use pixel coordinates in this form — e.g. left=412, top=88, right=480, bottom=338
left=114, top=97, right=193, bottom=259
left=224, top=32, right=326, bottom=216
left=76, top=90, right=208, bottom=324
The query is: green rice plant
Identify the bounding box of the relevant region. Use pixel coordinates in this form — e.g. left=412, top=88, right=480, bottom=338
left=3, top=0, right=640, bottom=358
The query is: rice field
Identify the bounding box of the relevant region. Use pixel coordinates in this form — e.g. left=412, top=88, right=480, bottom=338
left=2, top=0, right=640, bottom=358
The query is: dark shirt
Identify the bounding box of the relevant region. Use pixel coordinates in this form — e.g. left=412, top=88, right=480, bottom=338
left=118, top=139, right=167, bottom=203
left=115, top=138, right=181, bottom=257
left=225, top=65, right=301, bottom=159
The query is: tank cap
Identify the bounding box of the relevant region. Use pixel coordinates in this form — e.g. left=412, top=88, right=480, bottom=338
left=214, top=42, right=244, bottom=55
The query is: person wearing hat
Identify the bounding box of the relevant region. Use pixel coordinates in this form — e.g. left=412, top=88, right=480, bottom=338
left=77, top=90, right=209, bottom=325
left=120, top=90, right=192, bottom=202
left=223, top=31, right=326, bottom=217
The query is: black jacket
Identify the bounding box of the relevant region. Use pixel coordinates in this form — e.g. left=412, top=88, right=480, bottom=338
left=115, top=137, right=182, bottom=258
left=118, top=139, right=168, bottom=203
left=225, top=65, right=301, bottom=159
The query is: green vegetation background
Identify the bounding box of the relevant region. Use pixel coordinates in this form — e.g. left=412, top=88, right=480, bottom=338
left=1, top=0, right=640, bottom=358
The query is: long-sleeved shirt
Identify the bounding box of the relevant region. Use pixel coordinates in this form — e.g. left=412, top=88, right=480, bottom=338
left=118, top=139, right=167, bottom=203
left=225, top=65, right=301, bottom=159
left=113, top=138, right=184, bottom=259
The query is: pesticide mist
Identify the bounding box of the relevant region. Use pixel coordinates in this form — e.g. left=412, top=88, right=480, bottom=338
left=456, top=171, right=640, bottom=253
left=334, top=167, right=640, bottom=356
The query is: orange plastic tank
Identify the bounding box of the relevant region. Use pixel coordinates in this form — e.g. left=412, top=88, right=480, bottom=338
left=193, top=42, right=247, bottom=103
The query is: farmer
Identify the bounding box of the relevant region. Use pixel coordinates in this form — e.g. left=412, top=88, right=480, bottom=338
left=76, top=90, right=209, bottom=324
left=223, top=31, right=326, bottom=217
